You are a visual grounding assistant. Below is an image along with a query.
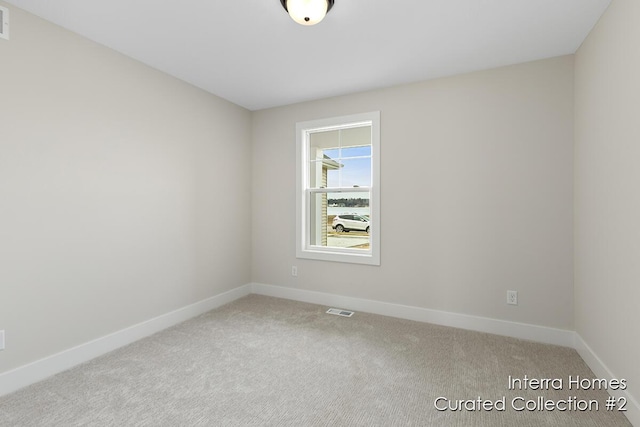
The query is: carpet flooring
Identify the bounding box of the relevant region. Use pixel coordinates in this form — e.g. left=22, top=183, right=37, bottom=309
left=0, top=295, right=632, bottom=426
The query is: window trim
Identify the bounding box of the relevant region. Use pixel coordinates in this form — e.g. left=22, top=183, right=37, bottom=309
left=296, top=111, right=380, bottom=265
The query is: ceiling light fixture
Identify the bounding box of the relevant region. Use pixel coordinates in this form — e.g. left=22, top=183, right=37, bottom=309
left=280, top=0, right=335, bottom=26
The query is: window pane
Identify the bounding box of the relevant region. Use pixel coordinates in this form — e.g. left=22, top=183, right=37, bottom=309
left=326, top=167, right=340, bottom=188
left=340, top=126, right=371, bottom=149
left=328, top=191, right=370, bottom=215
left=341, top=145, right=371, bottom=158
left=325, top=158, right=371, bottom=188
left=309, top=157, right=344, bottom=189
left=340, top=158, right=371, bottom=187
left=309, top=126, right=371, bottom=189
left=310, top=192, right=370, bottom=250
left=323, top=148, right=340, bottom=159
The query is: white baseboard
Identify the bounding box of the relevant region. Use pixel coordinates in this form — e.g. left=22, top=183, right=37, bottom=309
left=250, top=282, right=575, bottom=347
left=0, top=284, right=252, bottom=397
left=574, top=334, right=639, bottom=426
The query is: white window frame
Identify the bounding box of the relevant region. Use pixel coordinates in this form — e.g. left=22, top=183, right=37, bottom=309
left=296, top=111, right=380, bottom=265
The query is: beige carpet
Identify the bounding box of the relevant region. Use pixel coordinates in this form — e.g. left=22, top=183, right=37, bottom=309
left=0, top=295, right=632, bottom=426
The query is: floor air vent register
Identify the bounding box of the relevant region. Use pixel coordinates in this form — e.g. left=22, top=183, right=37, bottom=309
left=326, top=308, right=355, bottom=317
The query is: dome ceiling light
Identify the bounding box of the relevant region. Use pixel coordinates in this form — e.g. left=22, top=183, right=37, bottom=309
left=280, top=0, right=335, bottom=26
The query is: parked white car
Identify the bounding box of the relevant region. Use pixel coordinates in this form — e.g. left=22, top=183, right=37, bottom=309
left=332, top=214, right=370, bottom=233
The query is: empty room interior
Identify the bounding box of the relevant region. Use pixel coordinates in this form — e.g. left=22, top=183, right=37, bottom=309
left=0, top=0, right=638, bottom=425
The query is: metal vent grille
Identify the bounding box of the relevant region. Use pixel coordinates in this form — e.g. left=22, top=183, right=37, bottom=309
left=326, top=308, right=354, bottom=317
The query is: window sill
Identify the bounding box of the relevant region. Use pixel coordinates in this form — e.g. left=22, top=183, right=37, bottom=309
left=297, top=247, right=380, bottom=266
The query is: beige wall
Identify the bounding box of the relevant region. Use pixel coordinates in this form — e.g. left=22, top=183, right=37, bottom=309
left=0, top=3, right=251, bottom=373
left=252, top=56, right=574, bottom=329
left=575, top=0, right=640, bottom=410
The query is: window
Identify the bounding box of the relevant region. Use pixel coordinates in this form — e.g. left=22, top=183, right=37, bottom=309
left=296, top=111, right=380, bottom=265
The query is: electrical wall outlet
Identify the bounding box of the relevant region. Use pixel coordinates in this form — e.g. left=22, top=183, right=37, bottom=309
left=0, top=330, right=5, bottom=351
left=291, top=266, right=298, bottom=277
left=507, top=290, right=518, bottom=305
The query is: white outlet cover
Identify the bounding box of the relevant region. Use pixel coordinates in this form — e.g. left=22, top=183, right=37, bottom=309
left=0, top=330, right=5, bottom=350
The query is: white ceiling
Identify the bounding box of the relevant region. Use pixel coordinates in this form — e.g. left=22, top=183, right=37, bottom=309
left=5, top=0, right=611, bottom=111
